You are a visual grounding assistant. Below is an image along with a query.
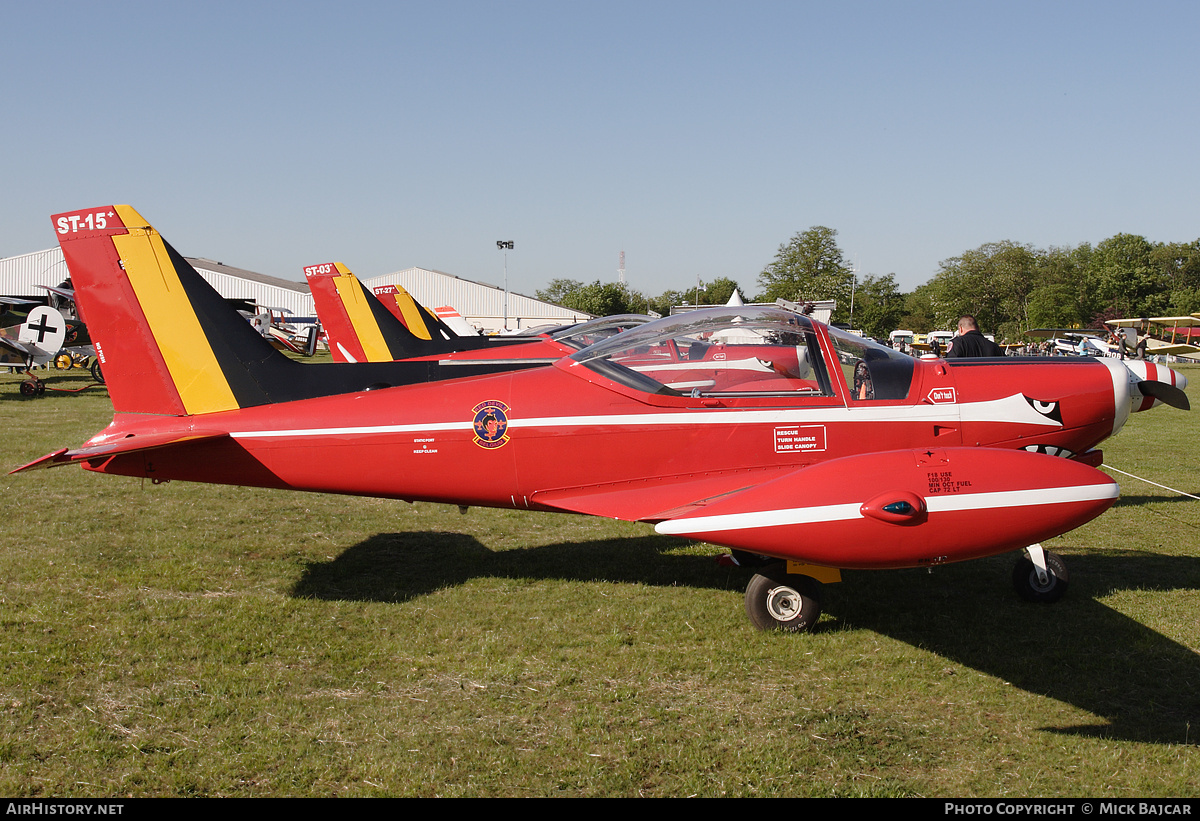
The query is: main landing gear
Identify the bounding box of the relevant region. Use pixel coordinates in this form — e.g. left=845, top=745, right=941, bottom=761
left=19, top=377, right=45, bottom=396
left=744, top=564, right=823, bottom=632
left=737, top=542, right=1070, bottom=633
left=1011, top=543, right=1069, bottom=603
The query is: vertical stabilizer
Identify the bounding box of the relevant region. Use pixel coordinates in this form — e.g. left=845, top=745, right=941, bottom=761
left=53, top=205, right=274, bottom=415
left=372, top=283, right=463, bottom=341
left=304, top=263, right=429, bottom=362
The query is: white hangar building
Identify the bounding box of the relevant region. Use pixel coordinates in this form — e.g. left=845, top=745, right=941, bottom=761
left=361, top=267, right=591, bottom=334
left=0, top=248, right=316, bottom=322
left=2, top=250, right=586, bottom=335
left=186, top=258, right=315, bottom=321
left=0, top=248, right=74, bottom=299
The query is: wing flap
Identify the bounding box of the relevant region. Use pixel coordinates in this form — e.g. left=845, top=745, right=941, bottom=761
left=531, top=467, right=794, bottom=521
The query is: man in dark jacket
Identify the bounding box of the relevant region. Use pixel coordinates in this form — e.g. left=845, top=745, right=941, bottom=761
left=946, top=315, right=1005, bottom=358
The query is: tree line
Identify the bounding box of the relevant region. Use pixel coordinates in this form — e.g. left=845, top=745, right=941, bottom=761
left=536, top=227, right=1200, bottom=342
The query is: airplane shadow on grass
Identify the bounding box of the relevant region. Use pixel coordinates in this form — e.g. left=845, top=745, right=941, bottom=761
left=293, top=531, right=1200, bottom=746
left=1113, top=494, right=1200, bottom=509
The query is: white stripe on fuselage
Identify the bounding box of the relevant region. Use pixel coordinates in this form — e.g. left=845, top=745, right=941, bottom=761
left=226, top=393, right=1061, bottom=441
left=654, top=482, right=1119, bottom=536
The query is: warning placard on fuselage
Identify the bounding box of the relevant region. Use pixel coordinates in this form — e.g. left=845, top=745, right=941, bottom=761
left=774, top=425, right=827, bottom=454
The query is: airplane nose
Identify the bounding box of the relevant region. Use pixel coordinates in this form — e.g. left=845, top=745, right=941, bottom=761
left=1099, top=358, right=1189, bottom=438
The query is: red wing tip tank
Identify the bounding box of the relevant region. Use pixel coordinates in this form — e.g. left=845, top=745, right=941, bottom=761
left=15, top=205, right=1192, bottom=632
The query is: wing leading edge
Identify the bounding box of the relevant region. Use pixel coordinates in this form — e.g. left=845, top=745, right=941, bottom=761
left=542, top=447, right=1118, bottom=570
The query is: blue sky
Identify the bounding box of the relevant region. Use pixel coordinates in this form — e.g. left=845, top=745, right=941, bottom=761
left=2, top=1, right=1197, bottom=298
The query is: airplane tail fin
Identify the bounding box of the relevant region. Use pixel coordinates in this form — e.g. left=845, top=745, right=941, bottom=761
left=303, top=263, right=433, bottom=362
left=53, top=206, right=547, bottom=418
left=434, top=305, right=483, bottom=337
left=372, top=283, right=464, bottom=341
left=51, top=206, right=444, bottom=416
left=52, top=206, right=287, bottom=416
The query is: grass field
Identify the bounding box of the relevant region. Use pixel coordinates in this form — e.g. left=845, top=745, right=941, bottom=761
left=0, top=364, right=1196, bottom=797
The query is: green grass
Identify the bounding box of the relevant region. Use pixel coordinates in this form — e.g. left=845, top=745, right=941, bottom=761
left=0, top=364, right=1196, bottom=796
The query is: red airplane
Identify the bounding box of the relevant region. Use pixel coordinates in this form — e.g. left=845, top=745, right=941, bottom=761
left=14, top=205, right=1192, bottom=633
left=303, top=260, right=649, bottom=364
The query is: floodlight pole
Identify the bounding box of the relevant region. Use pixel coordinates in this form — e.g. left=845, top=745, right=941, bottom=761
left=497, top=240, right=514, bottom=330
left=849, top=271, right=857, bottom=330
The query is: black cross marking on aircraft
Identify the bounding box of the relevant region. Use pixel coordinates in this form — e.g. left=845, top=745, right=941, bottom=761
left=28, top=316, right=55, bottom=344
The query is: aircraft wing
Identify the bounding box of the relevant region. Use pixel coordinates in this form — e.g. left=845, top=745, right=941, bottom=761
left=534, top=447, right=1119, bottom=568
left=1025, top=328, right=1105, bottom=339
left=1149, top=316, right=1200, bottom=326
left=0, top=334, right=31, bottom=358
left=1144, top=341, right=1200, bottom=355
left=532, top=467, right=796, bottom=522
left=643, top=448, right=1118, bottom=566
left=37, top=285, right=75, bottom=301
left=11, top=431, right=231, bottom=473
left=1106, top=316, right=1200, bottom=328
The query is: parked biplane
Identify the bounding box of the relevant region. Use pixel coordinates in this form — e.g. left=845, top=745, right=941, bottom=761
left=0, top=306, right=68, bottom=395
left=304, top=261, right=648, bottom=364
left=14, top=206, right=1192, bottom=632
left=1025, top=328, right=1113, bottom=357
left=0, top=282, right=101, bottom=393
left=1104, top=316, right=1200, bottom=359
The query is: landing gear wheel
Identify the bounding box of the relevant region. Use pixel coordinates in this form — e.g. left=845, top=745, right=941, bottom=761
left=90, top=359, right=104, bottom=384
left=53, top=353, right=72, bottom=370
left=1012, top=550, right=1069, bottom=603
left=745, top=565, right=823, bottom=632
left=19, top=378, right=43, bottom=397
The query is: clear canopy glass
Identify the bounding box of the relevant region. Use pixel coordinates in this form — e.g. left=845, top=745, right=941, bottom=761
left=570, top=307, right=914, bottom=401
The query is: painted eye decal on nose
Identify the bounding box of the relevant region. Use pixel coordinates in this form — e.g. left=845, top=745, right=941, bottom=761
left=1025, top=397, right=1062, bottom=423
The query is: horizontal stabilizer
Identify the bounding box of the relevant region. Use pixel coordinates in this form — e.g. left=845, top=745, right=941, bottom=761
left=11, top=430, right=230, bottom=473
left=0, top=335, right=32, bottom=358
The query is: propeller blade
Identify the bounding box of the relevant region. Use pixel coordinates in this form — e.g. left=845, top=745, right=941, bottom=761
left=1138, top=380, right=1191, bottom=411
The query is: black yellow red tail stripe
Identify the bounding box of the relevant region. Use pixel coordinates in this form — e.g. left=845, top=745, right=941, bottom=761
left=52, top=206, right=546, bottom=416
left=304, top=262, right=430, bottom=362
left=55, top=205, right=259, bottom=415
left=304, top=262, right=512, bottom=361
left=372, top=283, right=461, bottom=342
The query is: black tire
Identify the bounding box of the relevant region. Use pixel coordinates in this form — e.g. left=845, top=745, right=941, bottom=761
left=53, top=353, right=72, bottom=370
left=745, top=565, right=823, bottom=632
left=19, top=380, right=38, bottom=396
left=90, top=359, right=104, bottom=384
left=1012, top=551, right=1069, bottom=603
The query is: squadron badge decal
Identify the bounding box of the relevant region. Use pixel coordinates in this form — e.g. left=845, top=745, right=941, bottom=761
left=472, top=400, right=511, bottom=449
